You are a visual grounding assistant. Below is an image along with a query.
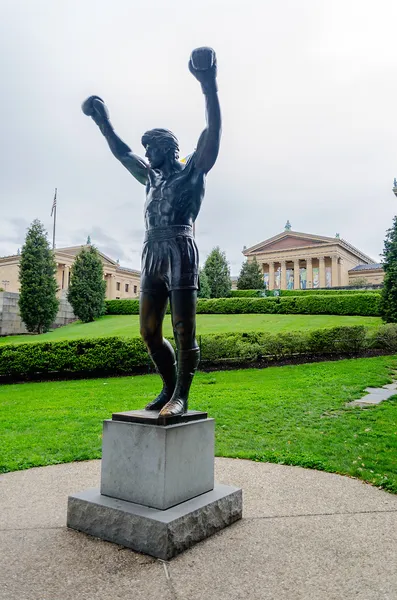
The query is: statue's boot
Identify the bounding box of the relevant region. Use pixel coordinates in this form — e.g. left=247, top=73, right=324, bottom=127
left=145, top=339, right=177, bottom=411
left=159, top=347, right=200, bottom=417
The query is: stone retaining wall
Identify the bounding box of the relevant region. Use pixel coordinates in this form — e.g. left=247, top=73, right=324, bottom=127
left=0, top=292, right=76, bottom=336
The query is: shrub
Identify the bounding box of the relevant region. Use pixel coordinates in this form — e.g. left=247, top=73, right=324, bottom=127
left=229, top=290, right=264, bottom=298
left=1, top=324, right=392, bottom=382
left=105, top=299, right=140, bottom=314
left=278, top=289, right=381, bottom=296
left=370, top=323, right=397, bottom=352
left=105, top=294, right=380, bottom=317
left=0, top=337, right=148, bottom=378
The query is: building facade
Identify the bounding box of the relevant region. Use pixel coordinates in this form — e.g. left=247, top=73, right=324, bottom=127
left=243, top=229, right=383, bottom=290
left=0, top=245, right=141, bottom=299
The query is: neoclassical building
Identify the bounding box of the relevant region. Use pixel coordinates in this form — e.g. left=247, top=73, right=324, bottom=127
left=0, top=245, right=141, bottom=299
left=243, top=225, right=383, bottom=290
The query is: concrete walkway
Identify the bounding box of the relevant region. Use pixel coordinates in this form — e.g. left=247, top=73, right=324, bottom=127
left=1, top=458, right=397, bottom=600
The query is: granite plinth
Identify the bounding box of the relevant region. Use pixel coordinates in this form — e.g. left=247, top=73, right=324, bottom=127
left=112, top=409, right=207, bottom=426
left=101, top=418, right=215, bottom=510
left=67, top=484, right=243, bottom=560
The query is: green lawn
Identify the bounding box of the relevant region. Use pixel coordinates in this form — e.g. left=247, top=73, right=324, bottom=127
left=0, top=313, right=382, bottom=345
left=1, top=356, right=397, bottom=493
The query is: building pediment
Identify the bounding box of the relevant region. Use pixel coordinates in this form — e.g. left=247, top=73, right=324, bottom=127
left=243, top=230, right=375, bottom=264
left=56, top=246, right=117, bottom=267
left=244, top=231, right=336, bottom=256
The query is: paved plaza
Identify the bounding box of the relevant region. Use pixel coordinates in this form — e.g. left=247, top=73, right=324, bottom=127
left=1, top=457, right=397, bottom=600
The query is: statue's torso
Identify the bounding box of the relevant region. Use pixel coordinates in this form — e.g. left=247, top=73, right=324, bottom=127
left=144, top=159, right=205, bottom=229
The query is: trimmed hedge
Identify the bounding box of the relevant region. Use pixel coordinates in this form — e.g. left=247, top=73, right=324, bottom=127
left=106, top=294, right=381, bottom=317
left=229, top=289, right=381, bottom=298
left=229, top=290, right=265, bottom=298
left=0, top=324, right=395, bottom=381
left=278, top=288, right=381, bottom=297
left=106, top=299, right=140, bottom=314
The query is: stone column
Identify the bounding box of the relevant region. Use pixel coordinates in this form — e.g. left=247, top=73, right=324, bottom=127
left=268, top=262, right=274, bottom=290
left=331, top=255, right=339, bottom=288
left=280, top=260, right=287, bottom=290
left=319, top=257, right=326, bottom=288
left=294, top=260, right=300, bottom=290
left=64, top=265, right=70, bottom=290
left=106, top=274, right=115, bottom=299
left=306, top=257, right=313, bottom=289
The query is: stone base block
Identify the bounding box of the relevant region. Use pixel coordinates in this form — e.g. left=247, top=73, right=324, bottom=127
left=101, top=417, right=215, bottom=510
left=67, top=483, right=242, bottom=560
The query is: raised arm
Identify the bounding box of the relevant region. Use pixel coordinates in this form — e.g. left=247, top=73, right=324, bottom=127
left=81, top=96, right=148, bottom=185
left=189, top=48, right=221, bottom=174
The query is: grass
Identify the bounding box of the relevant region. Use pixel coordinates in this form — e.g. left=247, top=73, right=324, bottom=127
left=1, top=355, right=397, bottom=493
left=0, top=313, right=382, bottom=345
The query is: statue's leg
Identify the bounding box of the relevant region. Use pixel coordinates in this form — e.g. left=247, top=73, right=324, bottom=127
left=140, top=289, right=177, bottom=411
left=159, top=289, right=200, bottom=417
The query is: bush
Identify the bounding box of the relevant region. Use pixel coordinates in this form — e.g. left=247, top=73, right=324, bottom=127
left=229, top=290, right=265, bottom=298
left=369, top=323, right=397, bottom=352
left=0, top=337, right=148, bottom=378
left=277, top=294, right=380, bottom=316
left=105, top=294, right=380, bottom=317
left=278, top=289, right=381, bottom=296
left=105, top=299, right=140, bottom=314
left=1, top=324, right=390, bottom=382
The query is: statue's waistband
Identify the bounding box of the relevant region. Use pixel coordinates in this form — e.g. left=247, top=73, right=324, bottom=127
left=144, top=225, right=194, bottom=242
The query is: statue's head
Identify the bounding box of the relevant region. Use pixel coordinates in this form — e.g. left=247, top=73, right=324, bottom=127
left=141, top=128, right=179, bottom=168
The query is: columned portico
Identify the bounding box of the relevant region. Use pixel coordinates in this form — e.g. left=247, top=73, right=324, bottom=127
left=248, top=229, right=378, bottom=291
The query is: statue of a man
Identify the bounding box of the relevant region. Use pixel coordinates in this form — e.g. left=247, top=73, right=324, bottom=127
left=82, top=47, right=221, bottom=417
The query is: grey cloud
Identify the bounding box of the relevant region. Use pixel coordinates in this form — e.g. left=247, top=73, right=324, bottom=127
left=1, top=0, right=396, bottom=275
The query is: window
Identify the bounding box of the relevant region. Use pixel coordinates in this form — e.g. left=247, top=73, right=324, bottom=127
left=125, top=284, right=129, bottom=293
left=133, top=285, right=137, bottom=294
left=116, top=282, right=120, bottom=291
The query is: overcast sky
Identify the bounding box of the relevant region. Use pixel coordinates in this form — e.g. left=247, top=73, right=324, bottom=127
left=1, top=0, right=397, bottom=274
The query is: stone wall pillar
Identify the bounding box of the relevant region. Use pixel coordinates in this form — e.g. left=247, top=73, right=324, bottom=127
left=319, top=257, right=326, bottom=288
left=331, top=255, right=339, bottom=287
left=268, top=262, right=274, bottom=290
left=306, top=257, right=313, bottom=289
left=280, top=260, right=287, bottom=290
left=294, top=260, right=300, bottom=290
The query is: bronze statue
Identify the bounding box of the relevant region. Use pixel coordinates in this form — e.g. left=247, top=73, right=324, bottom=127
left=82, top=47, right=221, bottom=417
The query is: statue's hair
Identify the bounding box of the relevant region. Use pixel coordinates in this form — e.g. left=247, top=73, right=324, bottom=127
left=141, top=128, right=179, bottom=158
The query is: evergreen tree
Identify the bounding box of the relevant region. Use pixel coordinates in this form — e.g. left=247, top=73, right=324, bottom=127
left=198, top=268, right=211, bottom=298
left=18, top=219, right=59, bottom=334
left=86, top=235, right=91, bottom=245
left=203, top=246, right=231, bottom=298
left=237, top=257, right=264, bottom=290
left=380, top=216, right=397, bottom=322
left=67, top=246, right=106, bottom=322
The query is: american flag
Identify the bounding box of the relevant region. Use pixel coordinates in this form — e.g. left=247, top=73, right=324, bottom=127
left=50, top=188, right=57, bottom=217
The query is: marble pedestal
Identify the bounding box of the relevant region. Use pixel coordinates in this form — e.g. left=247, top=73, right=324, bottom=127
left=67, top=410, right=242, bottom=560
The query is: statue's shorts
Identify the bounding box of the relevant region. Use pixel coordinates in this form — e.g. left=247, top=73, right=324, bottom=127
left=140, top=225, right=199, bottom=294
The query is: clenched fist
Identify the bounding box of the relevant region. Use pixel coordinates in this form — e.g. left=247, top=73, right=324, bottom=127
left=81, top=95, right=110, bottom=125
left=189, top=47, right=217, bottom=93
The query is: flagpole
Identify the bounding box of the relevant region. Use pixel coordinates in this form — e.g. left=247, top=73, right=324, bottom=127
left=52, top=188, right=57, bottom=250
